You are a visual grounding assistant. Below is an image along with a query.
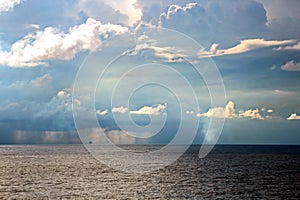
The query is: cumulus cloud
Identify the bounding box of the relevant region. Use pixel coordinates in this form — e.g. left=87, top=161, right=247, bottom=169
left=30, top=74, right=52, bottom=87
left=57, top=90, right=68, bottom=97
left=197, top=101, right=268, bottom=120
left=130, top=104, right=167, bottom=116
left=0, top=0, right=22, bottom=13
left=197, top=101, right=236, bottom=118
left=281, top=60, right=300, bottom=72
left=112, top=106, right=128, bottom=114
left=239, top=109, right=264, bottom=120
left=159, top=1, right=269, bottom=46
left=159, top=3, right=197, bottom=23
left=96, top=109, right=109, bottom=116
left=287, top=113, right=300, bottom=120
left=198, top=39, right=296, bottom=57
left=0, top=18, right=128, bottom=67
left=159, top=2, right=208, bottom=34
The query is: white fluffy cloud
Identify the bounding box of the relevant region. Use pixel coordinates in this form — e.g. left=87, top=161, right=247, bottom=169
left=130, top=104, right=167, bottom=116
left=112, top=106, right=128, bottom=114
left=281, top=60, right=300, bottom=72
left=239, top=109, right=264, bottom=120
left=198, top=39, right=296, bottom=57
left=96, top=109, right=109, bottom=116
left=159, top=3, right=197, bottom=22
left=0, top=18, right=128, bottom=67
left=0, top=0, right=22, bottom=13
left=197, top=101, right=267, bottom=120
left=197, top=101, right=236, bottom=118
left=106, top=0, right=142, bottom=25
left=287, top=113, right=300, bottom=120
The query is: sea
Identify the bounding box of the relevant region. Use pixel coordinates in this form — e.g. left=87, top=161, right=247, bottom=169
left=0, top=144, right=300, bottom=199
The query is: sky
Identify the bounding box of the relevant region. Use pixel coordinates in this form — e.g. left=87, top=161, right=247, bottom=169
left=0, top=0, right=299, bottom=145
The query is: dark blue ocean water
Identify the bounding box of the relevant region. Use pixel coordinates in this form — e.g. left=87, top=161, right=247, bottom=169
left=0, top=145, right=299, bottom=199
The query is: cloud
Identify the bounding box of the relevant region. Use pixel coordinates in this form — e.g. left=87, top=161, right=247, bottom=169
left=274, top=42, right=300, bottom=51
left=25, top=24, right=40, bottom=30
left=159, top=2, right=207, bottom=33
left=57, top=90, right=68, bottom=97
left=30, top=74, right=52, bottom=87
left=35, top=89, right=81, bottom=120
left=122, top=35, right=186, bottom=63
left=0, top=0, right=22, bottom=13
left=201, top=101, right=236, bottom=118
left=130, top=104, right=167, bottom=116
left=76, top=0, right=142, bottom=26
left=197, top=101, right=268, bottom=120
left=281, top=60, right=300, bottom=72
left=159, top=3, right=198, bottom=23
left=259, top=0, right=300, bottom=39
left=270, top=65, right=277, bottom=70
left=96, top=109, right=108, bottom=116
left=75, top=0, right=129, bottom=25
left=150, top=46, right=186, bottom=63
left=258, top=0, right=300, bottom=22
left=158, top=1, right=269, bottom=47
left=198, top=39, right=296, bottom=57
left=186, top=110, right=195, bottom=115
left=239, top=108, right=264, bottom=120
left=112, top=106, right=128, bottom=114
left=287, top=113, right=300, bottom=120
left=105, top=0, right=142, bottom=25
left=197, top=107, right=225, bottom=118
left=0, top=18, right=128, bottom=67
left=197, top=101, right=236, bottom=118
left=0, top=100, right=42, bottom=120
